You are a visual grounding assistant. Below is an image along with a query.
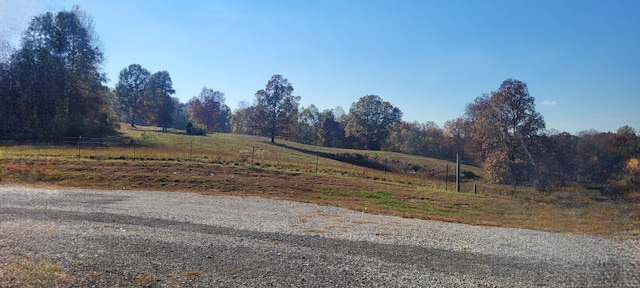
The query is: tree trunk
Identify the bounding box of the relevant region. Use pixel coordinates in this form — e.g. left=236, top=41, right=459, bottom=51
left=271, top=121, right=276, bottom=143
left=130, top=112, right=136, bottom=128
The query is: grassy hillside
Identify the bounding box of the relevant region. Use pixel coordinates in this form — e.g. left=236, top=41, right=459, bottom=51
left=1, top=124, right=639, bottom=236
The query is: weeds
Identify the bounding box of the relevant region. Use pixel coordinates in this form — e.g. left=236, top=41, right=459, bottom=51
left=0, top=258, right=66, bottom=287
left=1, top=124, right=639, bottom=236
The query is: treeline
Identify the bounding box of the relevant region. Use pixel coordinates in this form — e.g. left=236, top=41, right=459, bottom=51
left=457, top=79, right=640, bottom=194
left=1, top=8, right=638, bottom=193
left=0, top=7, right=119, bottom=139
left=108, top=64, right=232, bottom=135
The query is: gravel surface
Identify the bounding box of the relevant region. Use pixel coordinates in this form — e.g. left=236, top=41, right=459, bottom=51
left=1, top=184, right=638, bottom=287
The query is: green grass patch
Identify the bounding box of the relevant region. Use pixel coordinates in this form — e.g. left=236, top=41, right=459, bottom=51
left=2, top=123, right=639, bottom=236
left=356, top=191, right=392, bottom=199
left=421, top=203, right=437, bottom=211
left=379, top=200, right=417, bottom=210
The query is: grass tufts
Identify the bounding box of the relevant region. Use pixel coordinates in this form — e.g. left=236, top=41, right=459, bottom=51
left=1, top=123, right=638, bottom=237
left=356, top=191, right=392, bottom=199
left=0, top=258, right=65, bottom=287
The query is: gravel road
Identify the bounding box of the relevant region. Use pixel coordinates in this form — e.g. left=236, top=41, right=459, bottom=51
left=1, top=185, right=638, bottom=287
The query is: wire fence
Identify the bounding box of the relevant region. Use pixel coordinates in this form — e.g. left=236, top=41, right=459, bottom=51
left=0, top=137, right=538, bottom=198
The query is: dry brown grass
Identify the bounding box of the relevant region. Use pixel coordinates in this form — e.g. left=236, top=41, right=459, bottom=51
left=181, top=271, right=205, bottom=277
left=1, top=124, right=639, bottom=237
left=0, top=258, right=68, bottom=287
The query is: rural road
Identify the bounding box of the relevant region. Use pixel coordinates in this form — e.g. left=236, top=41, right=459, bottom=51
left=1, top=185, right=638, bottom=287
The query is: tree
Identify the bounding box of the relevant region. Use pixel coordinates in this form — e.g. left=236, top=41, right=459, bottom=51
left=317, top=107, right=348, bottom=148
left=146, top=71, right=175, bottom=132
left=298, top=105, right=323, bottom=145
left=575, top=132, right=616, bottom=188
left=346, top=95, right=402, bottom=150
left=534, top=132, right=580, bottom=188
left=617, top=125, right=637, bottom=137
left=0, top=39, right=12, bottom=63
left=384, top=121, right=421, bottom=154
left=215, top=104, right=232, bottom=133
left=321, top=113, right=346, bottom=148
left=0, top=6, right=117, bottom=139
left=188, top=87, right=225, bottom=132
left=231, top=102, right=257, bottom=135
left=422, top=121, right=445, bottom=157
left=171, top=98, right=188, bottom=130
left=443, top=117, right=471, bottom=158
left=0, top=57, right=23, bottom=139
left=384, top=121, right=446, bottom=158
left=115, top=64, right=151, bottom=127
left=466, top=79, right=545, bottom=185
left=331, top=106, right=347, bottom=122
left=253, top=74, right=300, bottom=143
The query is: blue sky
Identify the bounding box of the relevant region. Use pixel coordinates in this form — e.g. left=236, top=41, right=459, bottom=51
left=2, top=0, right=639, bottom=134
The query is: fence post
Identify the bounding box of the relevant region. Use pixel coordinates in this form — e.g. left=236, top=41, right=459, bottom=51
left=456, top=153, right=460, bottom=192
left=445, top=163, right=449, bottom=191
left=77, top=136, right=81, bottom=159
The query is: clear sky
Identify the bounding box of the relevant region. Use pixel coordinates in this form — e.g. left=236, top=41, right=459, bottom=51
left=2, top=0, right=639, bottom=134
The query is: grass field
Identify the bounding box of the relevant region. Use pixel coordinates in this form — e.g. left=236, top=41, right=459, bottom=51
left=1, top=124, right=639, bottom=237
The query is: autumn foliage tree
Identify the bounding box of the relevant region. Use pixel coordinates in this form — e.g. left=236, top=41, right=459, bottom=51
left=529, top=128, right=640, bottom=193
left=231, top=101, right=257, bottom=135
left=443, top=117, right=472, bottom=159
left=188, top=87, right=225, bottom=132
left=466, top=79, right=545, bottom=185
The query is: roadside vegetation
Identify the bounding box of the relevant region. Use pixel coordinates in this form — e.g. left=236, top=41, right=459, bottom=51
left=1, top=124, right=638, bottom=237
left=1, top=7, right=638, bottom=238
left=0, top=258, right=67, bottom=287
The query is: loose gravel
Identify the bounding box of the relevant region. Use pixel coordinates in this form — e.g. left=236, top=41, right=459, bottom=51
left=1, top=185, right=638, bottom=287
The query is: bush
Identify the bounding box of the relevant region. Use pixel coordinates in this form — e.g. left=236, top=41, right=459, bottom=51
left=185, top=122, right=207, bottom=136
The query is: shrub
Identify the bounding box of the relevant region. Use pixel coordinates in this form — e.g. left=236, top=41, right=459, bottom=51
left=185, top=122, right=207, bottom=136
